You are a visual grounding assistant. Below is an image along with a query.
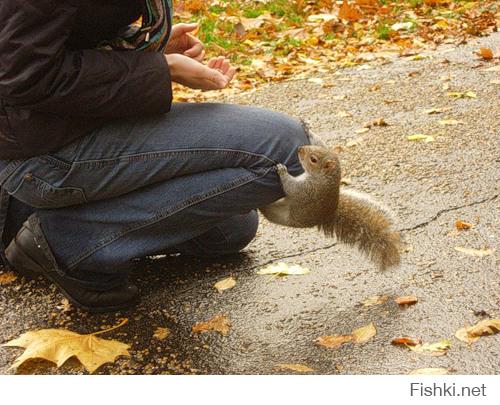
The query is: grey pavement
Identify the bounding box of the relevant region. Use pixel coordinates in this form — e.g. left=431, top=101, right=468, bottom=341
left=0, top=32, right=498, bottom=375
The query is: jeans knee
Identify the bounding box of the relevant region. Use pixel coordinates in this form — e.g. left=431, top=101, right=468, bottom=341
left=175, top=211, right=259, bottom=258
left=222, top=210, right=259, bottom=253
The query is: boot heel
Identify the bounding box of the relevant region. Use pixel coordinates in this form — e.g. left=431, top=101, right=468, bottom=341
left=5, top=244, right=42, bottom=280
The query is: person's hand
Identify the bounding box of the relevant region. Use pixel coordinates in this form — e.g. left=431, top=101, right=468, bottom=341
left=165, top=23, right=205, bottom=62
left=166, top=54, right=236, bottom=91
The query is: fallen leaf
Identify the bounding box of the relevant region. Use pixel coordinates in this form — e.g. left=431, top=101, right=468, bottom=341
left=337, top=110, right=353, bottom=118
left=364, top=118, right=388, bottom=128
left=438, top=119, right=462, bottom=126
left=362, top=295, right=390, bottom=307
left=395, top=295, right=418, bottom=306
left=391, top=336, right=422, bottom=346
left=454, top=247, right=494, bottom=257
left=478, top=47, right=493, bottom=60
left=277, top=363, right=314, bottom=373
left=338, top=0, right=362, bottom=22
left=3, top=319, right=130, bottom=373
left=409, top=339, right=451, bottom=356
left=352, top=322, right=376, bottom=343
left=192, top=315, right=231, bottom=336
left=0, top=271, right=18, bottom=285
left=257, top=262, right=310, bottom=276
left=383, top=99, right=403, bottom=104
left=455, top=220, right=473, bottom=230
left=307, top=14, right=337, bottom=23
left=153, top=327, right=170, bottom=340
left=308, top=77, right=324, bottom=86
left=316, top=334, right=353, bottom=349
left=448, top=91, right=477, bottom=98
left=214, top=276, right=236, bottom=293
left=455, top=319, right=500, bottom=343
left=392, top=22, right=414, bottom=31
left=56, top=298, right=72, bottom=313
left=423, top=108, right=440, bottom=114
left=409, top=368, right=449, bottom=375
left=407, top=134, right=435, bottom=143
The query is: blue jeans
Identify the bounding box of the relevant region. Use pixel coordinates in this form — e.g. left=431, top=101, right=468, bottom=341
left=0, top=103, right=309, bottom=289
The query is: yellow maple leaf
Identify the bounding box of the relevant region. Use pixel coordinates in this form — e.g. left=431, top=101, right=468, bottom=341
left=3, top=319, right=130, bottom=373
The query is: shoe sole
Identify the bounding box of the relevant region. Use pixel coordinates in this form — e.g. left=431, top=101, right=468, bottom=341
left=5, top=244, right=139, bottom=313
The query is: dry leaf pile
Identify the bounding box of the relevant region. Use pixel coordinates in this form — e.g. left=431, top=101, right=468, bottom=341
left=171, top=0, right=498, bottom=101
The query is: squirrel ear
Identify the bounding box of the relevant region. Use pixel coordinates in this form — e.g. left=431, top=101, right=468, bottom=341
left=324, top=159, right=336, bottom=171
left=332, top=145, right=343, bottom=155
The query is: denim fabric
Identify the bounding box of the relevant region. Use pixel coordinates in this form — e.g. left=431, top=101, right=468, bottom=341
left=0, top=103, right=309, bottom=288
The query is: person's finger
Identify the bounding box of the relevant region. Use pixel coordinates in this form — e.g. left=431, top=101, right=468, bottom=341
left=176, top=23, right=198, bottom=34
left=220, top=58, right=231, bottom=74
left=193, top=49, right=206, bottom=62
left=215, top=56, right=225, bottom=70
left=207, top=58, right=217, bottom=68
left=225, top=67, right=237, bottom=82
left=184, top=42, right=204, bottom=58
left=208, top=69, right=228, bottom=89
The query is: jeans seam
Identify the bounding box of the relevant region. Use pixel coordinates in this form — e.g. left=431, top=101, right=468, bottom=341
left=71, top=148, right=278, bottom=169
left=66, top=167, right=273, bottom=270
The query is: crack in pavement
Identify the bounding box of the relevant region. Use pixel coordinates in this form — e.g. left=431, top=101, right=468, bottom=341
left=249, top=192, right=499, bottom=270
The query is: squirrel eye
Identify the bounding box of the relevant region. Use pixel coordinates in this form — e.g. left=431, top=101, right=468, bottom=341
left=310, top=155, right=318, bottom=164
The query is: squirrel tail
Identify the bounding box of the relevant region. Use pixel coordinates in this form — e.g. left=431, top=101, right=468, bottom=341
left=320, top=188, right=401, bottom=271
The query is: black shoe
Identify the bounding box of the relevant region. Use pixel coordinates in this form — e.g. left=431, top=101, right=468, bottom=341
left=5, top=216, right=139, bottom=313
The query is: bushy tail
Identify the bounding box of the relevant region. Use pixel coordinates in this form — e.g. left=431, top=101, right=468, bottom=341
left=320, top=188, right=401, bottom=270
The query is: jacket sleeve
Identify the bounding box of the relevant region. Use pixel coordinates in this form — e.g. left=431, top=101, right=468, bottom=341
left=0, top=0, right=172, bottom=118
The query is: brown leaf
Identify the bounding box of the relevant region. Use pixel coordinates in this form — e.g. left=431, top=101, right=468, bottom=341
left=277, top=363, right=314, bottom=373
left=214, top=276, right=236, bottom=293
left=0, top=271, right=18, bottom=285
left=362, top=295, right=390, bottom=307
left=455, top=319, right=500, bottom=343
left=352, top=322, right=377, bottom=343
left=192, top=315, right=231, bottom=336
left=478, top=47, right=493, bottom=60
left=316, top=334, right=353, bottom=349
left=395, top=295, right=418, bottom=306
left=338, top=0, right=363, bottom=22
left=391, top=336, right=422, bottom=347
left=455, top=220, right=473, bottom=230
left=153, top=327, right=170, bottom=340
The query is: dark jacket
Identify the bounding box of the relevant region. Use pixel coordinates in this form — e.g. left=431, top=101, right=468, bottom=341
left=0, top=0, right=173, bottom=160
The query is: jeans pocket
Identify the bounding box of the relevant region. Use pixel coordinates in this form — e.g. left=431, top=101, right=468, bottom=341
left=8, top=173, right=87, bottom=209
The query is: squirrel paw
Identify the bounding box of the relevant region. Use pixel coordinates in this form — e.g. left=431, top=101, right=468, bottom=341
left=276, top=163, right=288, bottom=176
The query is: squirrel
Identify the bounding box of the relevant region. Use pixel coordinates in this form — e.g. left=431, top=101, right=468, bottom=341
left=259, top=144, right=401, bottom=271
